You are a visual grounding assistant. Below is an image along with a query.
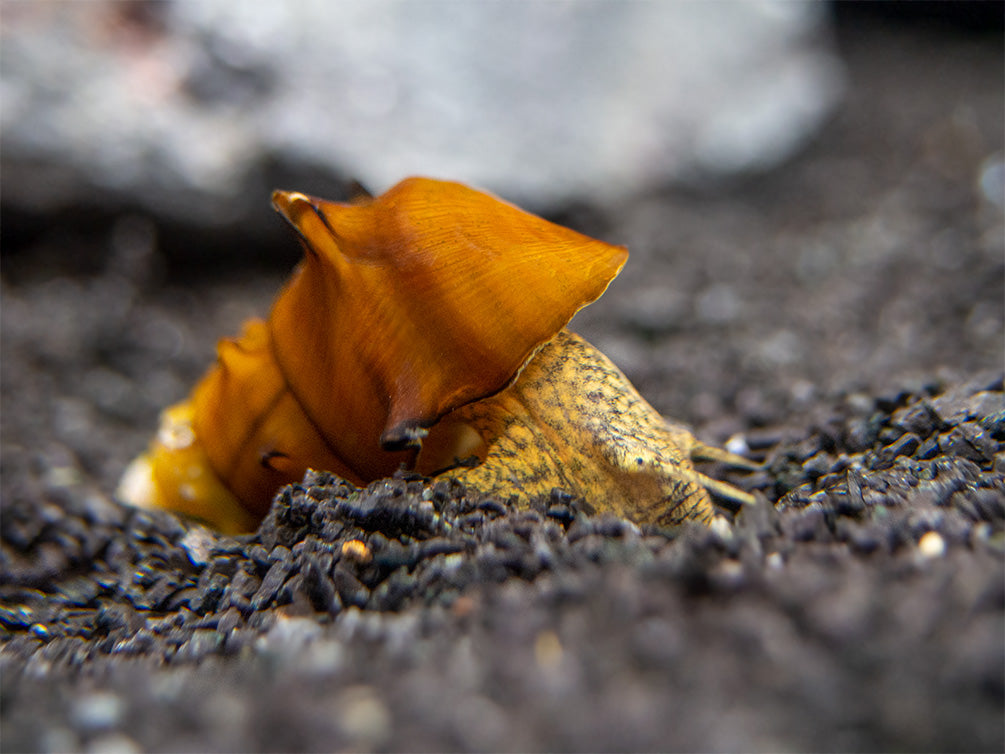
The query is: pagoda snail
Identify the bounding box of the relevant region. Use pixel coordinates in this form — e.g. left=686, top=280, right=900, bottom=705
left=118, top=177, right=754, bottom=533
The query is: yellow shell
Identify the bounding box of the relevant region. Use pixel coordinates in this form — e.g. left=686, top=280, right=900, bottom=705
left=118, top=177, right=750, bottom=533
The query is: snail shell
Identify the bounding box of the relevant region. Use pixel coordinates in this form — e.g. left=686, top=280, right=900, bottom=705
left=425, top=329, right=715, bottom=526
left=119, top=177, right=742, bottom=533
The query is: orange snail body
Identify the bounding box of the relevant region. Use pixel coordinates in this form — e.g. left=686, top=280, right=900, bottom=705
left=119, top=178, right=750, bottom=534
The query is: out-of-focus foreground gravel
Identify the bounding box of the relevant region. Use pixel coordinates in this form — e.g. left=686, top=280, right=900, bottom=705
left=2, top=9, right=1003, bottom=753
left=2, top=373, right=1005, bottom=752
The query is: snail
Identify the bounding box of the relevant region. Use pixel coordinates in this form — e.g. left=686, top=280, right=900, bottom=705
left=118, top=177, right=754, bottom=534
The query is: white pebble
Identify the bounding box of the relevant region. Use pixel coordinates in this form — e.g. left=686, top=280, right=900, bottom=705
left=336, top=685, right=392, bottom=748
left=725, top=434, right=750, bottom=456
left=709, top=515, right=734, bottom=541
left=72, top=691, right=122, bottom=731
left=918, top=531, right=946, bottom=559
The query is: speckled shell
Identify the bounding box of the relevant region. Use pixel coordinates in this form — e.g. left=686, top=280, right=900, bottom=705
left=428, top=330, right=715, bottom=527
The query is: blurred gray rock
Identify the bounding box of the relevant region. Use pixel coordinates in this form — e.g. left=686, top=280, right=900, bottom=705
left=1, top=0, right=843, bottom=224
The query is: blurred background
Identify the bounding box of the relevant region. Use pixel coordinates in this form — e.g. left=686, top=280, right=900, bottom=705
left=1, top=1, right=845, bottom=226
left=1, top=1, right=1002, bottom=502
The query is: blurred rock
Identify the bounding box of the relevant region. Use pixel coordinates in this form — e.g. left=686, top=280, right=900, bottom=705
left=0, top=0, right=843, bottom=227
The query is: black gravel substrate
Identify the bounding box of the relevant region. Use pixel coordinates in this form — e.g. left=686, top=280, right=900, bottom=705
left=2, top=374, right=1003, bottom=752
